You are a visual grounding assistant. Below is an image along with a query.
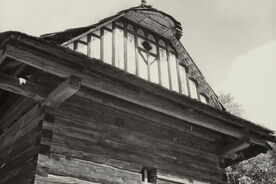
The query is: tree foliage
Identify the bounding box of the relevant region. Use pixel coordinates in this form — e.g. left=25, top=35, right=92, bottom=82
left=219, top=93, right=244, bottom=117
left=225, top=144, right=276, bottom=184
left=219, top=93, right=276, bottom=184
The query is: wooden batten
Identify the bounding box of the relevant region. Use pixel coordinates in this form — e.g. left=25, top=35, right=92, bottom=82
left=42, top=76, right=81, bottom=107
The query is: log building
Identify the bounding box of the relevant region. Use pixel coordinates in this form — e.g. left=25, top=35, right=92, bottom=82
left=0, top=1, right=275, bottom=184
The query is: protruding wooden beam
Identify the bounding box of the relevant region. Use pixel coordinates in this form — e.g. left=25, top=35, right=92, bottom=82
left=219, top=136, right=272, bottom=159
left=42, top=76, right=81, bottom=107
left=0, top=73, right=50, bottom=101
left=219, top=138, right=251, bottom=158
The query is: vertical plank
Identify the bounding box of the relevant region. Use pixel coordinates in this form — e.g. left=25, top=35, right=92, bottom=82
left=112, top=23, right=116, bottom=66
left=124, top=22, right=128, bottom=71
left=166, top=47, right=172, bottom=90
left=176, top=58, right=182, bottom=93
left=87, top=34, right=91, bottom=57
left=156, top=43, right=162, bottom=85
left=73, top=41, right=77, bottom=51
left=100, top=28, right=104, bottom=61
left=134, top=26, right=139, bottom=76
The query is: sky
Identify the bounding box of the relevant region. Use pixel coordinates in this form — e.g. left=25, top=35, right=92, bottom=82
left=0, top=0, right=275, bottom=131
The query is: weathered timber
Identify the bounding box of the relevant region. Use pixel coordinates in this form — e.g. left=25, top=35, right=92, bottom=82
left=37, top=154, right=143, bottom=184
left=4, top=37, right=274, bottom=138
left=47, top=101, right=219, bottom=158
left=0, top=104, right=41, bottom=149
left=51, top=97, right=220, bottom=153
left=42, top=76, right=81, bottom=107
left=0, top=73, right=50, bottom=102
left=73, top=89, right=223, bottom=143
left=0, top=103, right=43, bottom=184
left=43, top=93, right=222, bottom=145
left=41, top=119, right=219, bottom=171
left=0, top=96, right=35, bottom=133
left=0, top=118, right=42, bottom=165
left=1, top=158, right=37, bottom=184
left=4, top=41, right=273, bottom=144
left=39, top=100, right=225, bottom=184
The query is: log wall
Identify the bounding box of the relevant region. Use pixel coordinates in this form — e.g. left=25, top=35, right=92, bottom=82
left=37, top=94, right=226, bottom=184
left=0, top=99, right=43, bottom=184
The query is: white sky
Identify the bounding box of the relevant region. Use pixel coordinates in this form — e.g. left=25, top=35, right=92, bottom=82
left=1, top=0, right=275, bottom=131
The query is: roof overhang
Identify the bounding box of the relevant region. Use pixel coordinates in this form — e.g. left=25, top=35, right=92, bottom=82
left=0, top=32, right=275, bottom=167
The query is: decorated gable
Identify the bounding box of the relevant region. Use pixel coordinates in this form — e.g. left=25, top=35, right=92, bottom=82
left=41, top=5, right=223, bottom=110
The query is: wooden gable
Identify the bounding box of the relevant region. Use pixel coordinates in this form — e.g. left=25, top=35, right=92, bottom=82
left=43, top=6, right=222, bottom=110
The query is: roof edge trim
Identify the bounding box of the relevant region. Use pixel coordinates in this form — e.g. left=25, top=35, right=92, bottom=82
left=61, top=13, right=125, bottom=46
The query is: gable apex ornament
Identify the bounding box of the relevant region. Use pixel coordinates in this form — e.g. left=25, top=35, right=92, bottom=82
left=141, top=0, right=147, bottom=6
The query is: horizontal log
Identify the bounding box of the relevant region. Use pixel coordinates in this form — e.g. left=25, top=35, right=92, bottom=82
left=37, top=154, right=143, bottom=184
left=0, top=104, right=41, bottom=149
left=157, top=174, right=211, bottom=184
left=35, top=174, right=100, bottom=184
left=46, top=105, right=219, bottom=162
left=41, top=144, right=143, bottom=173
left=41, top=133, right=221, bottom=183
left=0, top=97, right=35, bottom=133
left=43, top=123, right=218, bottom=172
left=53, top=97, right=219, bottom=152
left=4, top=42, right=272, bottom=144
left=40, top=112, right=223, bottom=182
left=72, top=89, right=222, bottom=143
